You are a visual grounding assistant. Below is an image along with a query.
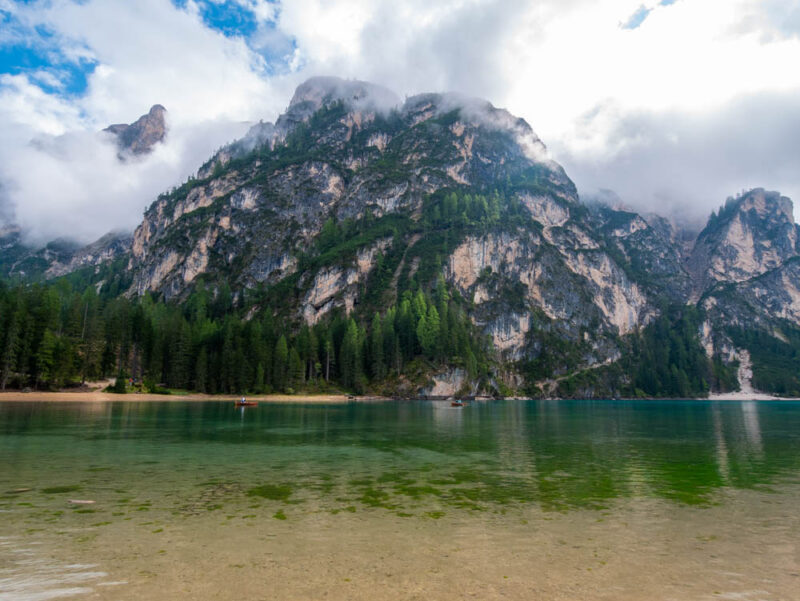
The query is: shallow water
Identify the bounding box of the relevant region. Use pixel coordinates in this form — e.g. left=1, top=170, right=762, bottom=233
left=1, top=399, right=799, bottom=600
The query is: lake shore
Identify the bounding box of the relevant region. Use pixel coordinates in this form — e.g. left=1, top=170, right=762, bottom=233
left=1, top=389, right=797, bottom=403
left=706, top=390, right=799, bottom=401
left=0, top=390, right=363, bottom=403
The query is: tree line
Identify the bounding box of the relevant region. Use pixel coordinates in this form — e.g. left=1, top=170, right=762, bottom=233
left=0, top=275, right=489, bottom=395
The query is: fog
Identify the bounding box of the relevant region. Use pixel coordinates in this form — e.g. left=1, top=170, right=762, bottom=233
left=554, top=89, right=800, bottom=224
left=0, top=115, right=250, bottom=245
left=1, top=0, right=799, bottom=245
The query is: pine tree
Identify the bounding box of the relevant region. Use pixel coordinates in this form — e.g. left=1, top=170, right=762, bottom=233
left=289, top=347, right=304, bottom=389
left=340, top=319, right=361, bottom=390
left=35, top=329, right=57, bottom=389
left=195, top=347, right=208, bottom=393
left=0, top=308, right=21, bottom=391
left=254, top=362, right=265, bottom=393
left=419, top=305, right=440, bottom=358
left=397, top=298, right=415, bottom=359
left=220, top=326, right=237, bottom=392
left=369, top=313, right=385, bottom=380
left=324, top=336, right=334, bottom=382
left=273, top=335, right=289, bottom=391
left=465, top=349, right=478, bottom=380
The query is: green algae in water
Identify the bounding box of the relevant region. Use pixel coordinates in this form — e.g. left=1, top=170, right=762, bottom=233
left=3, top=399, right=800, bottom=522
left=248, top=484, right=292, bottom=501
left=392, top=482, right=443, bottom=499
left=41, top=485, right=81, bottom=494
left=357, top=486, right=397, bottom=509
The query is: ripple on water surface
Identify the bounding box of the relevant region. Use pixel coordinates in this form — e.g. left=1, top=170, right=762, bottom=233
left=0, top=537, right=112, bottom=600
left=1, top=399, right=800, bottom=600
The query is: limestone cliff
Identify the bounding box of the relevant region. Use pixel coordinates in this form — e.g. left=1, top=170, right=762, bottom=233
left=688, top=189, right=799, bottom=297
left=0, top=227, right=130, bottom=281
left=104, top=104, right=167, bottom=156
left=6, top=77, right=800, bottom=397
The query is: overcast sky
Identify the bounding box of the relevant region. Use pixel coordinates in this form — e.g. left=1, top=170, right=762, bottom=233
left=1, top=0, right=800, bottom=242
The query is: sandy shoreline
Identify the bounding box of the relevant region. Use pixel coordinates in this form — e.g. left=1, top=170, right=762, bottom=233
left=706, top=390, right=799, bottom=401
left=1, top=390, right=798, bottom=403
left=0, top=390, right=361, bottom=403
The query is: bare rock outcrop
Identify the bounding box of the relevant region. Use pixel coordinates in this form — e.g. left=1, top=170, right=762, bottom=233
left=104, top=105, right=167, bottom=156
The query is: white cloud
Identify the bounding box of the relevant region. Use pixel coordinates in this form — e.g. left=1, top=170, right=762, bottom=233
left=553, top=89, right=800, bottom=224
left=0, top=73, right=82, bottom=136
left=4, top=119, right=251, bottom=244
left=31, top=0, right=285, bottom=126
left=272, top=0, right=800, bottom=214
left=0, top=0, right=295, bottom=243
left=2, top=0, right=800, bottom=244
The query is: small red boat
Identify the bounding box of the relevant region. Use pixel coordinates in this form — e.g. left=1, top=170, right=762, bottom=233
left=451, top=400, right=465, bottom=407
left=235, top=401, right=258, bottom=407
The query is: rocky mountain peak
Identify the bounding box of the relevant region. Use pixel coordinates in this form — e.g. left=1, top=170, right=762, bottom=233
left=104, top=104, right=167, bottom=156
left=400, top=92, right=550, bottom=165
left=707, top=188, right=794, bottom=230
left=288, top=76, right=400, bottom=112
left=10, top=77, right=800, bottom=398
left=688, top=188, right=799, bottom=295
left=276, top=76, right=400, bottom=132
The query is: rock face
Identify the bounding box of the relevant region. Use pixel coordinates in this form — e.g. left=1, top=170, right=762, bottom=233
left=687, top=191, right=800, bottom=375
left=0, top=228, right=131, bottom=280
left=104, top=105, right=167, bottom=155
left=688, top=189, right=799, bottom=297
left=129, top=77, right=577, bottom=306
left=6, top=77, right=800, bottom=397
left=421, top=368, right=468, bottom=397
left=44, top=231, right=133, bottom=278
left=0, top=224, right=26, bottom=276
left=117, top=77, right=800, bottom=394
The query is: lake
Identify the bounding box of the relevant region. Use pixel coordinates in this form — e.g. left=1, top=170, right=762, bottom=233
left=1, top=399, right=799, bottom=600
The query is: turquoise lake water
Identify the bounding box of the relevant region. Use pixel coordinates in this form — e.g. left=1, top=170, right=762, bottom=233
left=1, top=399, right=799, bottom=600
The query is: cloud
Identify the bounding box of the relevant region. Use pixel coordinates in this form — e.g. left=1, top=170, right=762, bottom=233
left=3, top=117, right=251, bottom=244
left=554, top=89, right=800, bottom=224
left=2, top=0, right=800, bottom=245
left=0, top=0, right=293, bottom=243
left=733, top=0, right=800, bottom=41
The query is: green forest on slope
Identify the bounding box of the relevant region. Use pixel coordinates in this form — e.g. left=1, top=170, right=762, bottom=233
left=0, top=188, right=521, bottom=396
left=1, top=184, right=769, bottom=398
left=524, top=304, right=740, bottom=399
left=727, top=325, right=800, bottom=396
left=0, top=257, right=498, bottom=395
left=0, top=158, right=774, bottom=399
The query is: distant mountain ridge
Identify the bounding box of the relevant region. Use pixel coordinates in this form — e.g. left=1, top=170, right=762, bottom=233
left=4, top=77, right=800, bottom=398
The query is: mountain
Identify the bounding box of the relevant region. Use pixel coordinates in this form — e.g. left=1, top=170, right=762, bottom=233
left=0, top=104, right=165, bottom=278
left=4, top=77, right=800, bottom=398
left=104, top=104, right=167, bottom=155
left=127, top=78, right=644, bottom=383
left=0, top=227, right=130, bottom=281
left=688, top=189, right=799, bottom=297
